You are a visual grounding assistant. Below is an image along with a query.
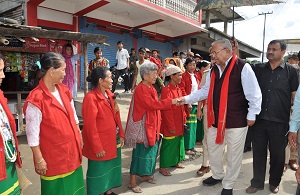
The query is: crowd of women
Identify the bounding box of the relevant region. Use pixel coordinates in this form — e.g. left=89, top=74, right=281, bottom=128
left=0, top=42, right=212, bottom=195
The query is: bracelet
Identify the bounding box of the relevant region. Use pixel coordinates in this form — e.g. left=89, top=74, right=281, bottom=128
left=37, top=158, right=44, bottom=164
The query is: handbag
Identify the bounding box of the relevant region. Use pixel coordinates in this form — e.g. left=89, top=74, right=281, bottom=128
left=125, top=96, right=148, bottom=148
left=16, top=166, right=32, bottom=194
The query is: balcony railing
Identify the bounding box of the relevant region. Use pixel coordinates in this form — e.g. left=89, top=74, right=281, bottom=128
left=147, top=0, right=199, bottom=21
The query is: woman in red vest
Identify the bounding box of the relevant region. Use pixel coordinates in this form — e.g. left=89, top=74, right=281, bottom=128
left=0, top=58, right=22, bottom=195
left=125, top=62, right=179, bottom=193
left=179, top=57, right=200, bottom=156
left=159, top=65, right=186, bottom=176
left=82, top=66, right=125, bottom=195
left=24, top=52, right=84, bottom=195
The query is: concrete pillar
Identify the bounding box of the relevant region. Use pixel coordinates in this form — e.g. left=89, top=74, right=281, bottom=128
left=205, top=10, right=210, bottom=29
left=224, top=21, right=228, bottom=34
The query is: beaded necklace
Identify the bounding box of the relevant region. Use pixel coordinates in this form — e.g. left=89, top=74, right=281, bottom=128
left=0, top=103, right=17, bottom=162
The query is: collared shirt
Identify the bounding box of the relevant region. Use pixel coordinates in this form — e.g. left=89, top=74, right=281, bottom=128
left=116, top=48, right=130, bottom=70
left=184, top=56, right=262, bottom=120
left=255, top=61, right=299, bottom=124
left=188, top=72, right=198, bottom=105
left=290, top=86, right=300, bottom=132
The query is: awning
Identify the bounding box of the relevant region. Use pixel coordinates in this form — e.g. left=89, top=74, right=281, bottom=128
left=0, top=22, right=108, bottom=43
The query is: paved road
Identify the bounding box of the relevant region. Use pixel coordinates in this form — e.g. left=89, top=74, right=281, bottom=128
left=18, top=89, right=297, bottom=195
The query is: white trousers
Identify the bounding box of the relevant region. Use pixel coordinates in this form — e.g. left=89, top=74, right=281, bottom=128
left=285, top=143, right=298, bottom=164
left=202, top=105, right=209, bottom=167
left=207, top=126, right=248, bottom=189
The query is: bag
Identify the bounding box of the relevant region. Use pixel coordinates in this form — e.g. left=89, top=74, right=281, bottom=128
left=16, top=166, right=32, bottom=194
left=125, top=97, right=148, bottom=148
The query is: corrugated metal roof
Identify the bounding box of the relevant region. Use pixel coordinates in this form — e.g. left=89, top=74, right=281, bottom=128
left=0, top=22, right=108, bottom=44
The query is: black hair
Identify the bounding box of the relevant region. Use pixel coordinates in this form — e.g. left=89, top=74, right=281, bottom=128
left=165, top=76, right=171, bottom=82
left=117, top=41, right=123, bottom=45
left=138, top=47, right=146, bottom=53
left=173, top=52, right=178, bottom=57
left=196, top=61, right=209, bottom=69
left=39, top=52, right=65, bottom=78
left=179, top=52, right=185, bottom=55
left=269, top=40, right=287, bottom=51
left=169, top=59, right=177, bottom=66
left=184, top=57, right=195, bottom=65
left=152, top=49, right=159, bottom=53
left=165, top=72, right=179, bottom=82
left=131, top=48, right=135, bottom=52
left=86, top=66, right=109, bottom=88
left=94, top=47, right=102, bottom=53
left=65, top=43, right=73, bottom=50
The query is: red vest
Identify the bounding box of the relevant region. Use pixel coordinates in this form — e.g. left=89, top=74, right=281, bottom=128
left=23, top=80, right=82, bottom=176
left=132, top=83, right=172, bottom=146
left=82, top=88, right=124, bottom=161
left=161, top=83, right=186, bottom=137
left=0, top=90, right=22, bottom=181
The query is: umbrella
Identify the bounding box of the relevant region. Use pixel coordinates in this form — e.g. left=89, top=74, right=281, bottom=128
left=193, top=0, right=282, bottom=38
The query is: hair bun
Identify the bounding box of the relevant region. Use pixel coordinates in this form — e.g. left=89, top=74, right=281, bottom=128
left=86, top=74, right=92, bottom=82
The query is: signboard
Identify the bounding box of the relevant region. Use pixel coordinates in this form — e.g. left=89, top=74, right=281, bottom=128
left=24, top=38, right=67, bottom=53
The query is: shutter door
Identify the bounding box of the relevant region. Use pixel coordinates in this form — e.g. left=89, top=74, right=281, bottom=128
left=137, top=35, right=173, bottom=61
left=80, top=27, right=133, bottom=88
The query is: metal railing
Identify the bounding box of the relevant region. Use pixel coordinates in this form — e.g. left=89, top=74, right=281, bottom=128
left=147, top=0, right=199, bottom=21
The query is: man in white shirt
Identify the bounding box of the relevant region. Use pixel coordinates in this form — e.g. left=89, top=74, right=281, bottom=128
left=112, top=41, right=130, bottom=93
left=178, top=38, right=262, bottom=195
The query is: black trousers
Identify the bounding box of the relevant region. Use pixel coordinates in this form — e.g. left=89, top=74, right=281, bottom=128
left=251, top=119, right=288, bottom=188
left=244, top=126, right=252, bottom=148
left=112, top=68, right=129, bottom=92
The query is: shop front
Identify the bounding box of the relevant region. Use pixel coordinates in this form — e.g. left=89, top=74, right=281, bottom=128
left=0, top=22, right=107, bottom=135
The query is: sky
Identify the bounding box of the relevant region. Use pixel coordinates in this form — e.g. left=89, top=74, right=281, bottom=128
left=205, top=0, right=300, bottom=58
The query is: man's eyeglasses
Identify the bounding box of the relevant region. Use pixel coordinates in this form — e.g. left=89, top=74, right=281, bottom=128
left=209, top=48, right=226, bottom=57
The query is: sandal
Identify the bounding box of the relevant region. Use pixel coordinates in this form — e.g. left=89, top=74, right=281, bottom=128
left=172, top=164, right=185, bottom=169
left=159, top=168, right=172, bottom=176
left=140, top=176, right=157, bottom=184
left=128, top=185, right=142, bottom=193
left=185, top=150, right=195, bottom=155
left=104, top=192, right=117, bottom=195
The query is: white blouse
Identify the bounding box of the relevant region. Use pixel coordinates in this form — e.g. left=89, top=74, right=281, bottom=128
left=26, top=90, right=79, bottom=147
left=189, top=72, right=198, bottom=105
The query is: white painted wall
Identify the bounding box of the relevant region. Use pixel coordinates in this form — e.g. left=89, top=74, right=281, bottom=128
left=37, top=7, right=73, bottom=25
left=40, top=0, right=75, bottom=14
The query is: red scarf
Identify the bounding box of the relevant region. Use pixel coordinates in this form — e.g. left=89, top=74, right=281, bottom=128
left=207, top=54, right=238, bottom=144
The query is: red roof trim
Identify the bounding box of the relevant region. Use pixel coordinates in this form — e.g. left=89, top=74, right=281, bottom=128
left=135, top=19, right=164, bottom=29
left=27, top=0, right=45, bottom=6
left=75, top=0, right=110, bottom=16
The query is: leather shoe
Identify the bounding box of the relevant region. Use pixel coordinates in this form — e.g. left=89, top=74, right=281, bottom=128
left=243, top=146, right=251, bottom=153
left=246, top=186, right=263, bottom=194
left=202, top=176, right=222, bottom=186
left=269, top=185, right=279, bottom=194
left=221, top=188, right=233, bottom=195
left=197, top=166, right=210, bottom=176
left=289, top=160, right=299, bottom=171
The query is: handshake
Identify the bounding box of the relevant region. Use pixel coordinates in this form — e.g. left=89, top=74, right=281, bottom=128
left=171, top=97, right=185, bottom=106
